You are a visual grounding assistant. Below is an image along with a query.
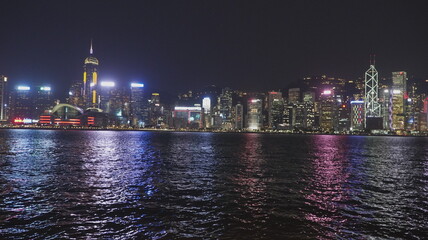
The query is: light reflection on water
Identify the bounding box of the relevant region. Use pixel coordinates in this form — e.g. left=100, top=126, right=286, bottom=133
left=0, top=130, right=427, bottom=239
left=303, top=135, right=350, bottom=239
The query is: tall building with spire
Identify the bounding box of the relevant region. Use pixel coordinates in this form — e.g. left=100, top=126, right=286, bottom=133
left=364, top=55, right=383, bottom=129
left=83, top=40, right=99, bottom=109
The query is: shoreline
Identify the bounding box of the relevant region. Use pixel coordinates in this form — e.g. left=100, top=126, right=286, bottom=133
left=0, top=126, right=426, bottom=137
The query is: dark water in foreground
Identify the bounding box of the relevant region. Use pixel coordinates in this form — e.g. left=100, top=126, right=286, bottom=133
left=0, top=130, right=427, bottom=239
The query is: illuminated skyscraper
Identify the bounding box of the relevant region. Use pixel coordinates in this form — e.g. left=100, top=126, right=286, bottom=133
left=130, top=83, right=145, bottom=127
left=99, top=81, right=116, bottom=113
left=67, top=80, right=84, bottom=107
left=364, top=59, right=382, bottom=129
left=0, top=75, right=7, bottom=121
left=149, top=93, right=162, bottom=127
left=391, top=71, right=407, bottom=131
left=267, top=91, right=284, bottom=129
left=247, top=99, right=263, bottom=130
left=319, top=90, right=334, bottom=132
left=364, top=63, right=381, bottom=118
left=350, top=100, right=364, bottom=131
left=202, top=97, right=211, bottom=128
left=288, top=88, right=300, bottom=104
left=235, top=103, right=244, bottom=130
left=10, top=86, right=33, bottom=122
left=380, top=89, right=392, bottom=130
left=34, top=86, right=53, bottom=117
left=302, top=91, right=315, bottom=129
left=218, top=87, right=233, bottom=128
left=83, top=40, right=99, bottom=109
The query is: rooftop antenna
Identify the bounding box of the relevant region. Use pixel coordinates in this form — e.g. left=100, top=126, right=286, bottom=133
left=90, top=39, right=93, bottom=55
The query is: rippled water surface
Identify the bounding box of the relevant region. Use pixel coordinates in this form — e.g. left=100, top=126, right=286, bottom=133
left=0, top=129, right=427, bottom=239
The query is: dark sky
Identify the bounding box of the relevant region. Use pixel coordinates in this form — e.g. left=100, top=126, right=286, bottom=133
left=1, top=0, right=427, bottom=98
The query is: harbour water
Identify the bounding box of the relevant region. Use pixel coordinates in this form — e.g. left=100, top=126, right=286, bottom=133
left=0, top=129, right=427, bottom=239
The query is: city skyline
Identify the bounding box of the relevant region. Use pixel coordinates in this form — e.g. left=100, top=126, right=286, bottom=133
left=1, top=1, right=428, bottom=98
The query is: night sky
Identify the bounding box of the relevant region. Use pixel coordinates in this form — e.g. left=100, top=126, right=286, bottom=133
left=1, top=0, right=427, bottom=99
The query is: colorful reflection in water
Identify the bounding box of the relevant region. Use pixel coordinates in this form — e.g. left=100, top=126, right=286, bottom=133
left=303, top=135, right=350, bottom=239
left=0, top=130, right=427, bottom=239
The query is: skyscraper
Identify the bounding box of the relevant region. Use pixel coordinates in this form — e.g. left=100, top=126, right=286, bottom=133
left=0, top=75, right=7, bottom=121
left=350, top=100, right=364, bottom=131
left=319, top=90, right=334, bottom=132
left=235, top=103, right=244, bottom=130
left=391, top=71, right=407, bottom=131
left=10, top=86, right=33, bottom=122
left=247, top=99, right=263, bottom=130
left=83, top=41, right=99, bottom=109
left=67, top=80, right=84, bottom=107
left=364, top=63, right=381, bottom=118
left=364, top=60, right=382, bottom=129
left=267, top=91, right=283, bottom=129
left=288, top=88, right=300, bottom=104
left=130, top=83, right=145, bottom=127
left=99, top=81, right=116, bottom=113
left=34, top=86, right=53, bottom=118
left=218, top=87, right=233, bottom=128
left=202, top=97, right=211, bottom=128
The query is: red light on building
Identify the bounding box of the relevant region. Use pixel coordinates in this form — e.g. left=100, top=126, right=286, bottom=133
left=404, top=92, right=409, bottom=99
left=88, top=117, right=95, bottom=125
left=342, top=104, right=346, bottom=108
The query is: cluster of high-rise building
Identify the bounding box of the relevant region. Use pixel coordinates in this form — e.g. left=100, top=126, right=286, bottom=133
left=1, top=44, right=427, bottom=134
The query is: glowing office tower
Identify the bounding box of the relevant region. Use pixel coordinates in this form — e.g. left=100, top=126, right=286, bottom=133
left=218, top=87, right=233, bottom=128
left=391, top=71, right=407, bottom=131
left=247, top=99, right=263, bottom=130
left=202, top=97, right=211, bottom=128
left=319, top=90, right=334, bottom=132
left=364, top=61, right=381, bottom=125
left=130, top=83, right=145, bottom=127
left=99, top=81, right=116, bottom=113
left=34, top=86, right=53, bottom=117
left=267, top=91, right=283, bottom=129
left=350, top=100, right=364, bottom=131
left=288, top=88, right=300, bottom=104
left=10, top=86, right=32, bottom=121
left=0, top=76, right=7, bottom=121
left=235, top=103, right=244, bottom=130
left=83, top=40, right=99, bottom=108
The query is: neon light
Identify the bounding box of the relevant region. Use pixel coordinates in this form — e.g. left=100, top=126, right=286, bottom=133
left=13, top=118, right=33, bottom=124
left=131, top=83, right=144, bottom=88
left=384, top=89, right=389, bottom=93
left=251, top=99, right=260, bottom=103
left=392, top=89, right=401, bottom=94
left=69, top=91, right=73, bottom=95
left=90, top=83, right=95, bottom=87
left=92, top=90, right=96, bottom=103
left=174, top=106, right=202, bottom=111
left=323, top=90, right=332, bottom=95
left=351, top=101, right=364, bottom=104
left=93, top=72, right=97, bottom=84
left=17, top=86, right=30, bottom=91
left=40, top=86, right=51, bottom=91
left=152, top=93, right=159, bottom=96
left=100, top=81, right=115, bottom=87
